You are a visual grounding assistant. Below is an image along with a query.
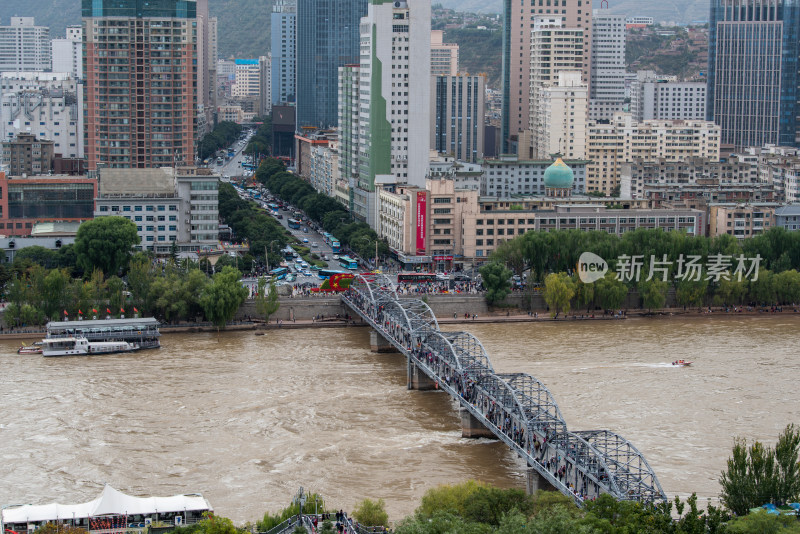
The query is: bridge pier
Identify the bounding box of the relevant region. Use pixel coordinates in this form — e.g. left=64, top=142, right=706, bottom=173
left=407, top=360, right=437, bottom=390
left=526, top=467, right=557, bottom=495
left=460, top=407, right=496, bottom=439
left=370, top=330, right=397, bottom=353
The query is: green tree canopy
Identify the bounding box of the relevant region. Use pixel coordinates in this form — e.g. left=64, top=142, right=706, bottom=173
left=351, top=498, right=389, bottom=527
left=479, top=262, right=512, bottom=306
left=720, top=424, right=800, bottom=515
left=543, top=272, right=574, bottom=317
left=200, top=266, right=248, bottom=330
left=74, top=216, right=140, bottom=276
left=256, top=277, right=280, bottom=323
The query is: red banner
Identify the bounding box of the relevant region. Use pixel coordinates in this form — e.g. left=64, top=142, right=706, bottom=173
left=416, top=191, right=426, bottom=253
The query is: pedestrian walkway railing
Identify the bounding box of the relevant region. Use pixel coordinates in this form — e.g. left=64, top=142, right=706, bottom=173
left=263, top=516, right=303, bottom=534
left=341, top=273, right=666, bottom=507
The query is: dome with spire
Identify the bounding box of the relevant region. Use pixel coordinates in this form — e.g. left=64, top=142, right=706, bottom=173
left=543, top=157, right=574, bottom=190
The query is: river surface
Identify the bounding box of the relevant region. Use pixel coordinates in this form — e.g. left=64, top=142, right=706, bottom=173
left=1, top=315, right=798, bottom=523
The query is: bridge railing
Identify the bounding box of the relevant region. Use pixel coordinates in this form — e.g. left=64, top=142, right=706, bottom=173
left=342, top=274, right=666, bottom=507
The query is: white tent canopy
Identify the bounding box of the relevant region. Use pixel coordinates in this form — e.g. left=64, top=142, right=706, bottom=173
left=2, top=485, right=212, bottom=526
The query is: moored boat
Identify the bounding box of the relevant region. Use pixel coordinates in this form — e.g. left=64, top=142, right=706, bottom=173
left=45, top=317, right=161, bottom=351
left=42, top=336, right=139, bottom=357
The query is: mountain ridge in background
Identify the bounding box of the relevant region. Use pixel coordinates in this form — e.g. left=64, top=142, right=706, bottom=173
left=434, top=0, right=710, bottom=23
left=1, top=0, right=709, bottom=76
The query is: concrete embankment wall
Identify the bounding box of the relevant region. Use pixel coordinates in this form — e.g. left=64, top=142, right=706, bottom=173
left=236, top=289, right=656, bottom=323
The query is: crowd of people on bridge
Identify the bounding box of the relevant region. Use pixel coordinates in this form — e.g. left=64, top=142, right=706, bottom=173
left=342, top=284, right=613, bottom=503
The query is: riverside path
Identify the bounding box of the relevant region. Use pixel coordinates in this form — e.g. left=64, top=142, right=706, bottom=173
left=341, top=273, right=667, bottom=507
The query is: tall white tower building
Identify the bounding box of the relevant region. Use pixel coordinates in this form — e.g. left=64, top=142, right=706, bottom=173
left=271, top=0, right=296, bottom=105
left=51, top=26, right=82, bottom=78
left=589, top=10, right=626, bottom=120
left=0, top=17, right=50, bottom=72
left=354, top=0, right=431, bottom=228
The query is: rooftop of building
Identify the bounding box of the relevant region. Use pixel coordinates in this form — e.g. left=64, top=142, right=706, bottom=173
left=774, top=205, right=800, bottom=216
left=98, top=168, right=174, bottom=197
left=30, top=221, right=82, bottom=237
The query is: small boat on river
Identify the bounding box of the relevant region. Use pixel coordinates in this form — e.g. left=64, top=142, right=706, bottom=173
left=672, top=359, right=693, bottom=366
left=17, top=341, right=42, bottom=354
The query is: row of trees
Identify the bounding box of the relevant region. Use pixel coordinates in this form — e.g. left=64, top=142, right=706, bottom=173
left=243, top=116, right=272, bottom=158
left=255, top=157, right=390, bottom=261
left=197, top=121, right=243, bottom=161
left=479, top=227, right=800, bottom=310
left=533, top=268, right=800, bottom=317
left=218, top=182, right=290, bottom=269
left=491, top=227, right=800, bottom=283
left=6, top=253, right=250, bottom=328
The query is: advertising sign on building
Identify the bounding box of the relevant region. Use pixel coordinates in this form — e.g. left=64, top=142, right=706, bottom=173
left=416, top=191, right=426, bottom=253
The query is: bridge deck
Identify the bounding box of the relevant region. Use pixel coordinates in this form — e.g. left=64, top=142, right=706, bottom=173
left=341, top=274, right=666, bottom=507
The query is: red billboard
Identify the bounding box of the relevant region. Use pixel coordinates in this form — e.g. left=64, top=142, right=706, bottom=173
left=416, top=191, right=426, bottom=253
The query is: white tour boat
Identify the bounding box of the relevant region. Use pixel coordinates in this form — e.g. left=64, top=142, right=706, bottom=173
left=41, top=336, right=139, bottom=357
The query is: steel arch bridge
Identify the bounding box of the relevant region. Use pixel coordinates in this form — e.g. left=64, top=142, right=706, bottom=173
left=342, top=273, right=666, bottom=507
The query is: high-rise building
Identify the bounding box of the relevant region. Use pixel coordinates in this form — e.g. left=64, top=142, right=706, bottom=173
left=196, top=0, right=217, bottom=130
left=0, top=72, right=85, bottom=159
left=296, top=0, right=368, bottom=129
left=501, top=0, right=592, bottom=153
left=431, top=74, right=485, bottom=163
left=271, top=0, right=296, bottom=106
left=430, top=30, right=458, bottom=76
left=589, top=10, right=625, bottom=120
left=354, top=0, right=431, bottom=229
left=338, top=64, right=360, bottom=214
left=0, top=17, right=50, bottom=72
left=82, top=0, right=196, bottom=170
left=232, top=59, right=261, bottom=98
left=707, top=0, right=799, bottom=148
left=630, top=71, right=706, bottom=122
left=51, top=26, right=83, bottom=78
left=534, top=71, right=587, bottom=159
left=528, top=17, right=584, bottom=157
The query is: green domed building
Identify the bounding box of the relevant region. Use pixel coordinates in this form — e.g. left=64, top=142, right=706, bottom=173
left=544, top=157, right=574, bottom=198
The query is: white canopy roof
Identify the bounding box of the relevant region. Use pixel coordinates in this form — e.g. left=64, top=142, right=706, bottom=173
left=2, top=485, right=212, bottom=525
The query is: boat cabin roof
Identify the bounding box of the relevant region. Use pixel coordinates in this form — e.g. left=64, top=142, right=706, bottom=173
left=46, top=318, right=159, bottom=331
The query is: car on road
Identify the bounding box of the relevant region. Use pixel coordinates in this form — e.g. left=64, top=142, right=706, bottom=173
left=302, top=270, right=312, bottom=277
left=303, top=238, right=309, bottom=243
left=332, top=254, right=339, bottom=260
left=311, top=243, right=318, bottom=248
left=321, top=255, right=328, bottom=261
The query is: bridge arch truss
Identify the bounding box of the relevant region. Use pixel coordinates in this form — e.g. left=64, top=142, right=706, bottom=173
left=342, top=274, right=666, bottom=506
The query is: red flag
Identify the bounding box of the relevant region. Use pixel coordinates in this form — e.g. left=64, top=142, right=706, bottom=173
left=92, top=308, right=97, bottom=313
left=134, top=307, right=138, bottom=313
left=78, top=310, right=83, bottom=315
left=120, top=308, right=125, bottom=313
left=63, top=310, right=68, bottom=315
left=106, top=308, right=111, bottom=314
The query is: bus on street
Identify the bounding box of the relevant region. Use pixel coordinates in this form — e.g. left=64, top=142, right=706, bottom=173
left=338, top=255, right=358, bottom=270
left=287, top=218, right=301, bottom=229
left=269, top=267, right=289, bottom=280
left=318, top=269, right=347, bottom=280
left=397, top=272, right=437, bottom=284
left=330, top=240, right=341, bottom=254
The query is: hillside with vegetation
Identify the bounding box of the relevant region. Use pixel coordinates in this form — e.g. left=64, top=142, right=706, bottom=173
left=441, top=28, right=502, bottom=89
left=626, top=25, right=708, bottom=80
